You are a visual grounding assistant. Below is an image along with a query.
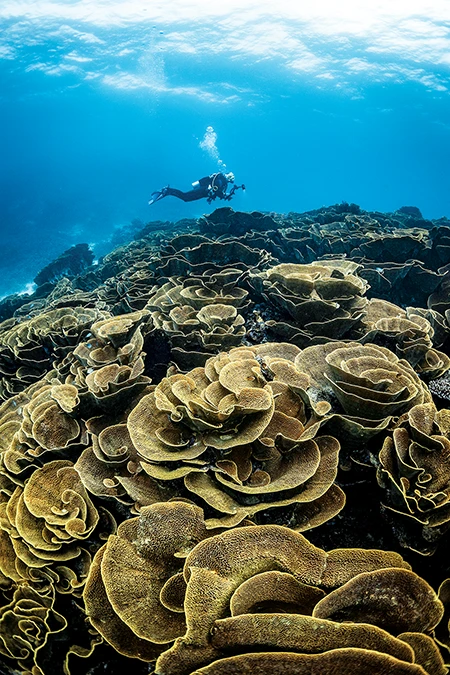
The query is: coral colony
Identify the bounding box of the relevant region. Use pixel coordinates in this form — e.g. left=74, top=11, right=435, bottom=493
left=2, top=203, right=450, bottom=674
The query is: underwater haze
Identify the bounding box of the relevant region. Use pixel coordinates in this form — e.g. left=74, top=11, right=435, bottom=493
left=1, top=0, right=450, bottom=298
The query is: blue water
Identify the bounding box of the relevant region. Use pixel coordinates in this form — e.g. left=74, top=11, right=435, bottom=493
left=1, top=4, right=450, bottom=298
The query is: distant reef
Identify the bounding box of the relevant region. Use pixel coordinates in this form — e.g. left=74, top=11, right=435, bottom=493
left=2, top=203, right=450, bottom=674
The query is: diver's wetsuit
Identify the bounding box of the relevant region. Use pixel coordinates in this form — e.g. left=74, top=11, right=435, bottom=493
left=149, top=172, right=244, bottom=206
left=163, top=185, right=209, bottom=202
left=163, top=173, right=228, bottom=202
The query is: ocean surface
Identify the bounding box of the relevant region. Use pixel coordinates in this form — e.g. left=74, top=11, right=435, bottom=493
left=1, top=1, right=450, bottom=298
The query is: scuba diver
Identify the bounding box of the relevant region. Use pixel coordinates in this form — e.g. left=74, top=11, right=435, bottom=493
left=148, top=171, right=245, bottom=205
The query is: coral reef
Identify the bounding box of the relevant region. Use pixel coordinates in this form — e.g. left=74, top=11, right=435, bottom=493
left=294, top=341, right=431, bottom=422
left=147, top=270, right=249, bottom=368
left=0, top=460, right=102, bottom=591
left=126, top=343, right=344, bottom=529
left=84, top=503, right=445, bottom=675
left=377, top=403, right=450, bottom=553
left=0, top=306, right=109, bottom=400
left=361, top=301, right=450, bottom=379
left=250, top=260, right=368, bottom=347
left=2, top=203, right=450, bottom=674
left=34, top=243, right=94, bottom=288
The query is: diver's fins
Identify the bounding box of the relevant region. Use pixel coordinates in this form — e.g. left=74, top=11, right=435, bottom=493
left=148, top=189, right=166, bottom=205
